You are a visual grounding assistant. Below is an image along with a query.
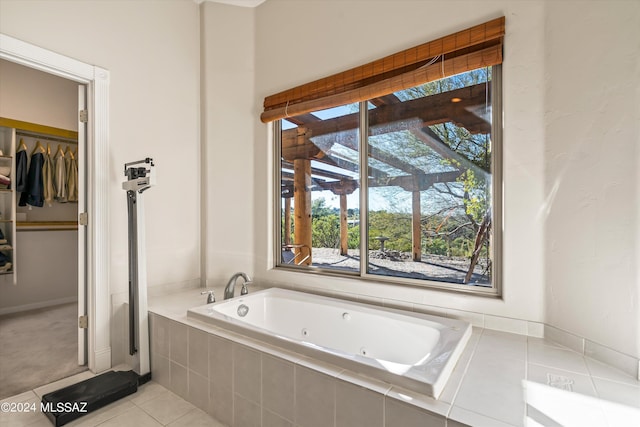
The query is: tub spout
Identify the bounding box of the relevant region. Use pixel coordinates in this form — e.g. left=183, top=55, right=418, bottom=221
left=224, top=272, right=251, bottom=300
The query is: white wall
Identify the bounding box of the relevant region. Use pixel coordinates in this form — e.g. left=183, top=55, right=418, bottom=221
left=202, top=2, right=256, bottom=286
left=0, top=59, right=78, bottom=131
left=543, top=1, right=640, bottom=358
left=252, top=0, right=640, bottom=359
left=0, top=231, right=78, bottom=313
left=0, top=0, right=202, bottom=296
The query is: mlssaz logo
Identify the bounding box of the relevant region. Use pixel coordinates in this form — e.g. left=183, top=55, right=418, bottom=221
left=41, top=401, right=88, bottom=413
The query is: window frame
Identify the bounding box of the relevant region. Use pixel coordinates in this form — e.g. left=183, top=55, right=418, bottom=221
left=272, top=65, right=502, bottom=297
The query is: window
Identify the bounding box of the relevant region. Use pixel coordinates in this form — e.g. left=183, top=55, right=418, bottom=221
left=266, top=18, right=504, bottom=294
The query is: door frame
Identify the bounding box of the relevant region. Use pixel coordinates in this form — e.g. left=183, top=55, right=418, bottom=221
left=0, top=33, right=111, bottom=373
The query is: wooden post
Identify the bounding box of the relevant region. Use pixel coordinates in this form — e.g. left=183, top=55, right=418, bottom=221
left=293, top=128, right=312, bottom=265
left=412, top=190, right=422, bottom=261
left=284, top=197, right=291, bottom=246
left=340, top=193, right=348, bottom=255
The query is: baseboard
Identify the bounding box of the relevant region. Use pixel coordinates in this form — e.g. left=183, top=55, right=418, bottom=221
left=0, top=296, right=78, bottom=316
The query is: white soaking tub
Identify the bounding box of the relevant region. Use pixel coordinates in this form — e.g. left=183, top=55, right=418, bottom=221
left=187, top=287, right=471, bottom=398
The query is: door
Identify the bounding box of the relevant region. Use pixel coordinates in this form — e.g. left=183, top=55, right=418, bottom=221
left=77, top=84, right=87, bottom=365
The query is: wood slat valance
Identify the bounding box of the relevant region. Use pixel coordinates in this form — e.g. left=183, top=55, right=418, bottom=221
left=261, top=16, right=505, bottom=123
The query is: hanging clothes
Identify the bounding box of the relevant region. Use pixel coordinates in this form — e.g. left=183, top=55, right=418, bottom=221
left=19, top=144, right=45, bottom=208
left=66, top=148, right=78, bottom=202
left=53, top=146, right=67, bottom=203
left=42, top=144, right=55, bottom=205
left=15, top=139, right=28, bottom=193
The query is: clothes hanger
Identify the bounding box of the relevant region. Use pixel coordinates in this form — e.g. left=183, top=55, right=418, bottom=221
left=56, top=144, right=64, bottom=156
left=18, top=138, right=28, bottom=152
left=31, top=140, right=45, bottom=155
left=46, top=142, right=51, bottom=156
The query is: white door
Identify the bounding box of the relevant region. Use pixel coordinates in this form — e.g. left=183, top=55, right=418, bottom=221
left=77, top=84, right=87, bottom=365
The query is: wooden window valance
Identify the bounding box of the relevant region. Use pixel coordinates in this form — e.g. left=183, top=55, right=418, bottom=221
left=261, top=16, right=505, bottom=123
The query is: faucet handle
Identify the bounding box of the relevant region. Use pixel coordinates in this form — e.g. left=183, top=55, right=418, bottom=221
left=201, top=290, right=216, bottom=303
left=240, top=282, right=250, bottom=296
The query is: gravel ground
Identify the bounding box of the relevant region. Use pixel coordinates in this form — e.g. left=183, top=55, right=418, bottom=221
left=309, top=247, right=491, bottom=286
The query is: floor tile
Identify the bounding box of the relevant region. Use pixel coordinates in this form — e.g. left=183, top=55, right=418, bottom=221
left=0, top=393, right=44, bottom=427
left=449, top=405, right=516, bottom=427
left=167, top=407, right=226, bottom=427
left=136, top=390, right=195, bottom=425
left=66, top=399, right=136, bottom=427
left=96, top=406, right=162, bottom=427
left=128, top=381, right=167, bottom=406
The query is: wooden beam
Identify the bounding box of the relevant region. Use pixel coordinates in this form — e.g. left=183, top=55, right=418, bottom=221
left=340, top=194, right=348, bottom=256
left=293, top=128, right=312, bottom=265
left=372, top=170, right=463, bottom=191
left=293, top=159, right=312, bottom=265
left=282, top=140, right=324, bottom=161
left=284, top=197, right=292, bottom=246
left=282, top=83, right=490, bottom=142
left=318, top=179, right=359, bottom=195
left=412, top=190, right=421, bottom=262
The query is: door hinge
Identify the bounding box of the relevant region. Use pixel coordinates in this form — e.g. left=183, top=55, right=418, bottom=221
left=79, top=315, right=88, bottom=329
left=79, top=212, right=88, bottom=226
left=79, top=109, right=88, bottom=123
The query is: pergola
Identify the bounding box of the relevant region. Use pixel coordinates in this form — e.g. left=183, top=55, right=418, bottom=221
left=280, top=81, right=492, bottom=271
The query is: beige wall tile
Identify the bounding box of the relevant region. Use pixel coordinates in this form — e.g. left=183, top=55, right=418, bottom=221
left=262, top=355, right=294, bottom=421
left=170, top=322, right=189, bottom=367
left=233, top=344, right=261, bottom=404
left=263, top=408, right=294, bottom=427
left=189, top=328, right=209, bottom=378
left=188, top=370, right=209, bottom=412
left=294, top=366, right=335, bottom=427
left=150, top=314, right=171, bottom=358
left=335, top=380, right=383, bottom=427
left=234, top=394, right=261, bottom=427
left=150, top=352, right=171, bottom=389
left=385, top=397, right=446, bottom=427
left=170, top=362, right=189, bottom=400
left=209, top=379, right=233, bottom=426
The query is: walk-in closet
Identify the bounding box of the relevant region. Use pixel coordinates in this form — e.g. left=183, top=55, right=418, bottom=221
left=0, top=59, right=86, bottom=399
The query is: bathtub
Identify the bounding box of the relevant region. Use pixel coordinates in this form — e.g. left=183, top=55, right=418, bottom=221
left=187, top=287, right=471, bottom=398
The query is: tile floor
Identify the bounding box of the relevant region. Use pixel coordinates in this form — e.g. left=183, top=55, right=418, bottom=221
left=0, top=371, right=225, bottom=427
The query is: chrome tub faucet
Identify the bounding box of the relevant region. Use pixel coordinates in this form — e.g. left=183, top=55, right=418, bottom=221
left=224, top=272, right=251, bottom=300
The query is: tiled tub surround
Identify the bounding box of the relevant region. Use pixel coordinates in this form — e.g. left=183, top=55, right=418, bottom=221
left=187, top=288, right=472, bottom=399
left=147, top=291, right=640, bottom=427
